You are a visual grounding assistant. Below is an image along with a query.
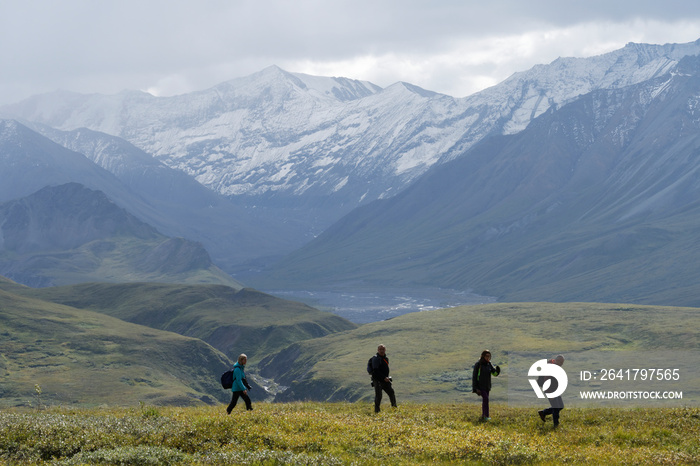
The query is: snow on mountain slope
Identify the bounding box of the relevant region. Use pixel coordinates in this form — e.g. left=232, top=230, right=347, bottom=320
left=466, top=40, right=700, bottom=136
left=3, top=40, right=700, bottom=216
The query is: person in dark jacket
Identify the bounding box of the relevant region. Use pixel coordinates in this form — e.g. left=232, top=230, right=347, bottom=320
left=537, top=355, right=565, bottom=427
left=472, top=349, right=500, bottom=421
left=226, top=353, right=253, bottom=413
left=370, top=344, right=397, bottom=413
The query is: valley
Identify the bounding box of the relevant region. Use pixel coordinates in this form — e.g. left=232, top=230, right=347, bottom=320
left=265, top=286, right=496, bottom=323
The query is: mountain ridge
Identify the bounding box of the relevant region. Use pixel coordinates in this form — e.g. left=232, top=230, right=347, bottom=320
left=0, top=183, right=241, bottom=288
left=0, top=119, right=303, bottom=271
left=5, top=40, right=698, bottom=231
left=2, top=40, right=700, bottom=290
left=253, top=55, right=700, bottom=307
left=10, top=280, right=357, bottom=361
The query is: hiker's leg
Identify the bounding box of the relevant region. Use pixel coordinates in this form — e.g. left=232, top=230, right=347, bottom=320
left=227, top=392, right=240, bottom=413
left=241, top=392, right=253, bottom=410
left=481, top=390, right=490, bottom=418
left=384, top=382, right=397, bottom=407
left=552, top=408, right=561, bottom=426
left=374, top=381, right=383, bottom=412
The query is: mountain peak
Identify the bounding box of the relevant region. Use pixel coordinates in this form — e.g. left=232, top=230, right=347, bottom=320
left=392, top=81, right=440, bottom=98
left=211, top=65, right=381, bottom=103
left=0, top=182, right=160, bottom=254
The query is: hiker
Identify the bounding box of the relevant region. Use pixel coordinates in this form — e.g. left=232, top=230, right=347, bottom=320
left=369, top=344, right=397, bottom=413
left=537, top=355, right=565, bottom=427
left=472, top=349, right=500, bottom=421
left=226, top=353, right=253, bottom=413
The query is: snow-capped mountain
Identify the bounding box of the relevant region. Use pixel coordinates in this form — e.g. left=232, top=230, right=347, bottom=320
left=255, top=54, right=700, bottom=307
left=5, top=39, right=699, bottom=226
left=466, top=40, right=700, bottom=135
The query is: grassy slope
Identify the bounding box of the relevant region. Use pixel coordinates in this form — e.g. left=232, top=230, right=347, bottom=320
left=1, top=403, right=698, bottom=465
left=9, top=281, right=358, bottom=361
left=0, top=287, right=234, bottom=408
left=259, top=302, right=700, bottom=403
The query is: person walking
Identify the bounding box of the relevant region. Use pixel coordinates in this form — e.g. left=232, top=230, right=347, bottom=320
left=226, top=353, right=253, bottom=413
left=472, top=349, right=500, bottom=421
left=370, top=344, right=397, bottom=413
left=538, top=355, right=565, bottom=427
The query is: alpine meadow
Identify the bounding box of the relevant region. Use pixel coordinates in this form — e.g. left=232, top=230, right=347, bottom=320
left=1, top=36, right=700, bottom=465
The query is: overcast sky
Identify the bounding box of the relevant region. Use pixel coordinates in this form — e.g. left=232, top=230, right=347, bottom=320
left=2, top=1, right=700, bottom=106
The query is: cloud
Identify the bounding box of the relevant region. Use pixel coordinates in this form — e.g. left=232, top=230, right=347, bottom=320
left=1, top=1, right=700, bottom=104
left=287, top=19, right=700, bottom=97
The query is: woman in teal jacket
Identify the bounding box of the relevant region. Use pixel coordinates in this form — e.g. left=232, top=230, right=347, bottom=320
left=226, top=354, right=253, bottom=413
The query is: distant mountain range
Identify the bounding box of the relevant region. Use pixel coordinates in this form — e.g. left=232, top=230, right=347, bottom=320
left=2, top=39, right=700, bottom=307
left=0, top=119, right=302, bottom=274
left=4, top=40, right=699, bottom=246
left=258, top=54, right=700, bottom=307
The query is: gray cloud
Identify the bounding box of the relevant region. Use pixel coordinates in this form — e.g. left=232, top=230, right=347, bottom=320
left=1, top=0, right=700, bottom=104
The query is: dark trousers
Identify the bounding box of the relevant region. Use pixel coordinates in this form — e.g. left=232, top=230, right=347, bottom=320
left=374, top=379, right=397, bottom=412
left=480, top=390, right=490, bottom=418
left=227, top=391, right=252, bottom=412
left=544, top=395, right=563, bottom=426
left=542, top=407, right=563, bottom=426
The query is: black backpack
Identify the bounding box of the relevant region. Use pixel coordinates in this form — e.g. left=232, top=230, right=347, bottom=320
left=221, top=370, right=233, bottom=389
left=221, top=369, right=252, bottom=390
left=366, top=356, right=374, bottom=375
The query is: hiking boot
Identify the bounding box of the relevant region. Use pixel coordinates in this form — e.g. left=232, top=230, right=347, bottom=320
left=538, top=410, right=546, bottom=422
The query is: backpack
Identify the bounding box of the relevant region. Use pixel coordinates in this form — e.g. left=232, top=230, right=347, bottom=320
left=220, top=369, right=234, bottom=389
left=366, top=356, right=374, bottom=375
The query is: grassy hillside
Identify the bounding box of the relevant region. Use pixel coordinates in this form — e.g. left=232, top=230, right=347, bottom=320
left=3, top=236, right=244, bottom=288
left=1, top=403, right=698, bottom=465
left=7, top=281, right=358, bottom=361
left=0, top=287, right=234, bottom=409
left=258, top=302, right=700, bottom=403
